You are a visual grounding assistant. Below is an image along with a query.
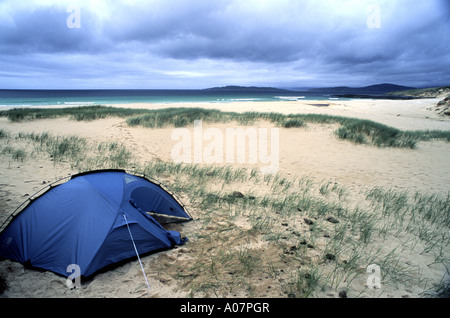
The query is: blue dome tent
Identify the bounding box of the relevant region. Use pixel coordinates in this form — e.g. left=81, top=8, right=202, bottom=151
left=0, top=170, right=191, bottom=279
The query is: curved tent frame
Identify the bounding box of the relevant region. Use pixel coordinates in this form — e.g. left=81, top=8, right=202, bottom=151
left=0, top=169, right=192, bottom=235
left=0, top=169, right=192, bottom=279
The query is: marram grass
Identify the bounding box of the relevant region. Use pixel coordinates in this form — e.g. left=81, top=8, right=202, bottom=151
left=2, top=106, right=449, bottom=149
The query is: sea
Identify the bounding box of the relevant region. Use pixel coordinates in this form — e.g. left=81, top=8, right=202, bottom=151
left=0, top=89, right=349, bottom=108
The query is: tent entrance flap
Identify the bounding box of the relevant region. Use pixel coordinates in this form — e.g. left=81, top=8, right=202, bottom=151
left=130, top=185, right=190, bottom=220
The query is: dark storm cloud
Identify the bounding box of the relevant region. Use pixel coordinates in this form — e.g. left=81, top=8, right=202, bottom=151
left=0, top=0, right=449, bottom=88
left=0, top=5, right=104, bottom=54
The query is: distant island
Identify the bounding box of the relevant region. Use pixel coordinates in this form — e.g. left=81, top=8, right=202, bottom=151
left=306, top=83, right=416, bottom=95
left=386, top=86, right=450, bottom=98
left=204, top=83, right=416, bottom=95
left=203, top=85, right=295, bottom=93
left=201, top=84, right=450, bottom=101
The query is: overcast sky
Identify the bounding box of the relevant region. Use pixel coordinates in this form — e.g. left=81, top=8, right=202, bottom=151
left=0, top=0, right=449, bottom=89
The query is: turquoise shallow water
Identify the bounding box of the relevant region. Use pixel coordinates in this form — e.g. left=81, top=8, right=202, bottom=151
left=0, top=89, right=348, bottom=107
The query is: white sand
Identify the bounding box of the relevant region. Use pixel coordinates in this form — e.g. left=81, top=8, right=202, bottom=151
left=0, top=98, right=449, bottom=298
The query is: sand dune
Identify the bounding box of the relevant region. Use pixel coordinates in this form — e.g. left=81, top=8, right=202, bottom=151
left=0, top=98, right=449, bottom=298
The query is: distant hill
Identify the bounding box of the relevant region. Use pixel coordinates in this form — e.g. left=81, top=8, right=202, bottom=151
left=434, top=95, right=450, bottom=117
left=387, top=86, right=450, bottom=98
left=388, top=86, right=450, bottom=117
left=203, top=84, right=416, bottom=95
left=307, top=83, right=416, bottom=95
left=203, top=85, right=294, bottom=92
left=386, top=86, right=450, bottom=117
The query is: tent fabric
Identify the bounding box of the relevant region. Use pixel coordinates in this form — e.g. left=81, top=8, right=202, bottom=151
left=0, top=170, right=191, bottom=278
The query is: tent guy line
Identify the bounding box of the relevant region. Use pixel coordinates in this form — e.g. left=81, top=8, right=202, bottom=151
left=123, top=213, right=151, bottom=291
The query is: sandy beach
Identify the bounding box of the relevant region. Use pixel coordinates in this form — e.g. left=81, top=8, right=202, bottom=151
left=0, top=98, right=449, bottom=298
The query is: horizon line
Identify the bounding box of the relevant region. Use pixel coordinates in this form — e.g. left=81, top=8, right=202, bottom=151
left=2, top=83, right=449, bottom=91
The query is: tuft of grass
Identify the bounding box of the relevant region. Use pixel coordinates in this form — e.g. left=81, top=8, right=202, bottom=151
left=0, top=129, right=9, bottom=139
left=336, top=120, right=417, bottom=148
left=282, top=118, right=306, bottom=128
left=425, top=276, right=450, bottom=298
left=0, top=272, right=8, bottom=295
left=336, top=126, right=368, bottom=145
left=12, top=148, right=27, bottom=161
left=1, top=146, right=27, bottom=162
left=287, top=266, right=323, bottom=298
